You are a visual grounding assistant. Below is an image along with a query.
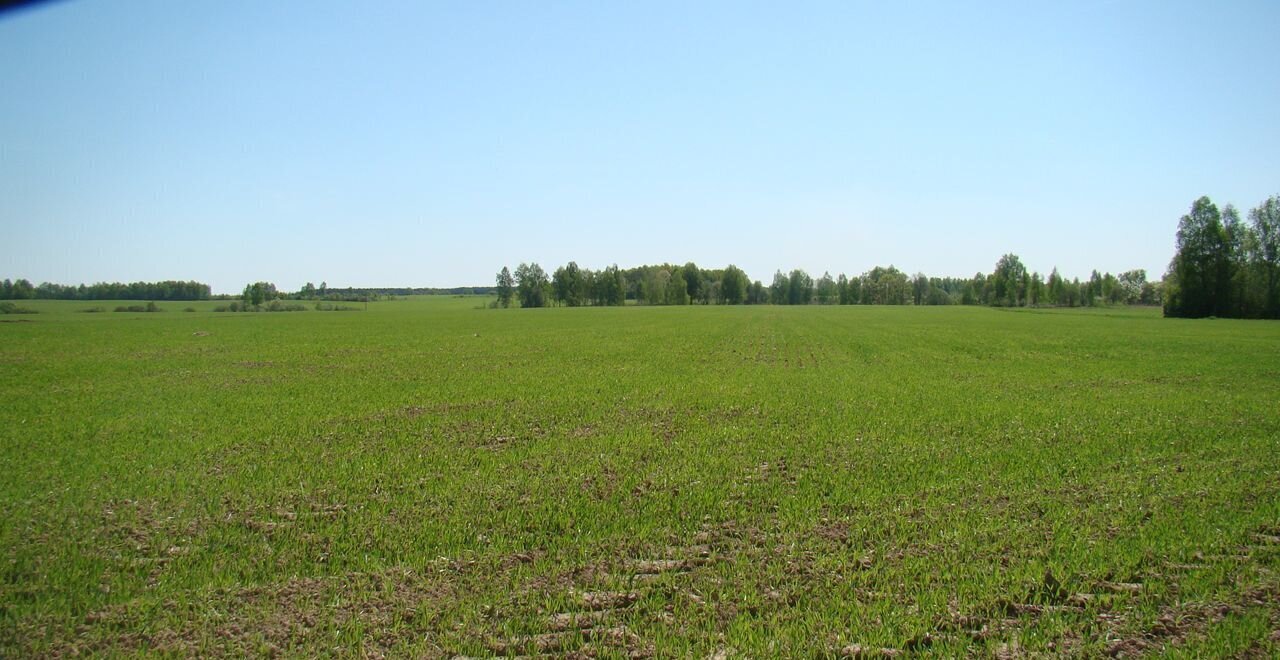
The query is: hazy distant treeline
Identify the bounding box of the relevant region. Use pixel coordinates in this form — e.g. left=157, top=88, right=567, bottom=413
left=287, top=282, right=495, bottom=300
left=493, top=258, right=1160, bottom=309
left=0, top=279, right=211, bottom=301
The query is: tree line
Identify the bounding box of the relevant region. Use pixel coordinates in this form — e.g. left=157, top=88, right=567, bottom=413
left=1163, top=195, right=1280, bottom=318
left=494, top=258, right=1160, bottom=309
left=0, top=279, right=211, bottom=301
left=290, top=282, right=495, bottom=299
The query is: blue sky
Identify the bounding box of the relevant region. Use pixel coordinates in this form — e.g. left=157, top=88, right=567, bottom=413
left=2, top=1, right=1278, bottom=293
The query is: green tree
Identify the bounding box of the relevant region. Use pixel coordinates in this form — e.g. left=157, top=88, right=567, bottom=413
left=241, top=282, right=277, bottom=307
left=665, top=268, right=690, bottom=305
left=815, top=272, right=837, bottom=304
left=514, top=263, right=550, bottom=308
left=1165, top=196, right=1231, bottom=318
left=836, top=273, right=850, bottom=304
left=552, top=262, right=584, bottom=306
left=601, top=265, right=626, bottom=306
left=1249, top=195, right=1280, bottom=318
left=495, top=267, right=515, bottom=308
left=720, top=265, right=748, bottom=304
left=1117, top=270, right=1146, bottom=305
left=991, top=254, right=1027, bottom=306
left=11, top=278, right=34, bottom=300
left=911, top=273, right=928, bottom=306
left=787, top=269, right=813, bottom=305
left=769, top=271, right=789, bottom=304
left=682, top=262, right=701, bottom=303
left=862, top=267, right=911, bottom=305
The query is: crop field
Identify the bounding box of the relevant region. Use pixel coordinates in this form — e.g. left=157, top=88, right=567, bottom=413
left=1, top=297, right=1278, bottom=657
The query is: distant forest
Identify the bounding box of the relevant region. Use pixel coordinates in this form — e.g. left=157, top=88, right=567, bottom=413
left=0, top=279, right=211, bottom=301
left=493, top=259, right=1157, bottom=311
left=0, top=279, right=494, bottom=303
left=492, top=194, right=1279, bottom=319
left=5, top=196, right=1275, bottom=319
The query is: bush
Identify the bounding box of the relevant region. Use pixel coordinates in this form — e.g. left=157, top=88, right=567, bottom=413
left=114, top=302, right=162, bottom=313
left=314, top=302, right=360, bottom=311
left=78, top=306, right=107, bottom=313
left=0, top=302, right=37, bottom=314
left=214, top=301, right=306, bottom=313
left=266, top=300, right=307, bottom=312
left=183, top=307, right=197, bottom=313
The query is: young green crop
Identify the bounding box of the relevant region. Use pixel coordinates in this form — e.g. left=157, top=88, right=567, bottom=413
left=1, top=298, right=1277, bottom=656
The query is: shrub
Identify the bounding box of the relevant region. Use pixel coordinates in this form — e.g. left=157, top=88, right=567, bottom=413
left=314, top=303, right=359, bottom=311
left=183, top=307, right=197, bottom=313
left=113, top=303, right=162, bottom=313
left=214, top=301, right=305, bottom=312
left=0, top=302, right=37, bottom=314
left=78, top=306, right=107, bottom=313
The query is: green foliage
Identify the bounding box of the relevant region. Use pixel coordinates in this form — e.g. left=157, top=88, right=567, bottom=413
left=992, top=254, right=1028, bottom=306
left=0, top=301, right=37, bottom=314
left=1161, top=194, right=1280, bottom=319
left=495, top=267, right=515, bottom=308
left=860, top=266, right=911, bottom=305
left=815, top=272, right=837, bottom=305
left=241, top=282, right=278, bottom=307
left=664, top=268, right=690, bottom=305
left=720, top=265, right=748, bottom=305
left=113, top=302, right=162, bottom=313
left=1248, top=196, right=1280, bottom=318
left=514, top=263, right=550, bottom=308
left=769, top=270, right=788, bottom=304
left=215, top=301, right=308, bottom=313
left=786, top=269, right=812, bottom=305
left=1165, top=197, right=1230, bottom=317
left=0, top=279, right=210, bottom=301
left=683, top=262, right=701, bottom=302
left=314, top=302, right=361, bottom=311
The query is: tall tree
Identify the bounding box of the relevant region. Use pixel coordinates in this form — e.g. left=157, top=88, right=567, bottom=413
left=815, top=272, right=837, bottom=304
left=665, top=268, right=690, bottom=305
left=911, top=273, right=928, bottom=306
left=495, top=267, right=515, bottom=308
left=991, top=254, right=1027, bottom=307
left=1117, top=270, right=1147, bottom=305
left=1250, top=195, right=1280, bottom=318
left=10, top=279, right=34, bottom=300
left=769, top=271, right=789, bottom=304
left=836, top=273, right=850, bottom=304
left=1165, top=196, right=1231, bottom=318
left=787, top=269, right=813, bottom=305
left=721, top=265, right=748, bottom=304
left=1222, top=204, right=1253, bottom=316
left=602, top=265, right=626, bottom=306
left=552, top=262, right=584, bottom=306
left=514, top=263, right=550, bottom=308
left=682, top=262, right=701, bottom=303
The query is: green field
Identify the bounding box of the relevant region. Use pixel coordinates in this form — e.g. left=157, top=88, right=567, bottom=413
left=2, top=297, right=1278, bottom=657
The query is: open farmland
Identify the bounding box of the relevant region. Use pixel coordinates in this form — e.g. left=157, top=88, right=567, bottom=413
left=1, top=297, right=1278, bottom=657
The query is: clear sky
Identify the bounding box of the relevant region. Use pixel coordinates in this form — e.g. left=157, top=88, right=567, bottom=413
left=2, top=1, right=1278, bottom=293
